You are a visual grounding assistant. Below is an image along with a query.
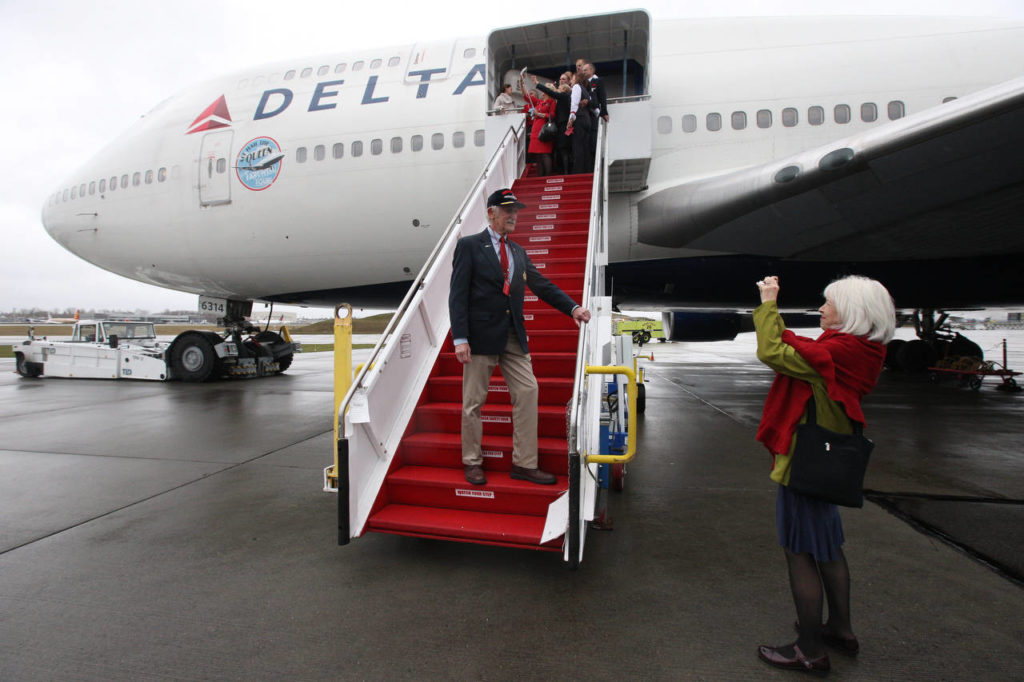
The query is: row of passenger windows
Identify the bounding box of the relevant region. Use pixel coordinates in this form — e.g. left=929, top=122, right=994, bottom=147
left=51, top=167, right=174, bottom=204
left=241, top=47, right=484, bottom=88
left=294, top=129, right=487, bottom=162
left=659, top=101, right=910, bottom=134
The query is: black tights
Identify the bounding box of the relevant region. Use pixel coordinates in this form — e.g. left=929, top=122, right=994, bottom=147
left=784, top=547, right=853, bottom=656
left=535, top=153, right=553, bottom=177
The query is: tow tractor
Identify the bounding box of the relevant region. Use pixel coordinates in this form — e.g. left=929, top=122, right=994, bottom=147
left=14, top=316, right=299, bottom=382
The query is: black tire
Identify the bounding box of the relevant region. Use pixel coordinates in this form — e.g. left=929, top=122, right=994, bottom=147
left=641, top=330, right=652, bottom=344
left=170, top=333, right=218, bottom=382
left=15, top=353, right=42, bottom=378
left=636, top=382, right=646, bottom=415
left=885, top=339, right=906, bottom=370
left=897, top=340, right=937, bottom=374
left=254, top=330, right=293, bottom=373
left=947, top=333, right=983, bottom=361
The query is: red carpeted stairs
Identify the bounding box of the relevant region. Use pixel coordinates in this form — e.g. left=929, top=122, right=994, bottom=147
left=363, top=172, right=593, bottom=550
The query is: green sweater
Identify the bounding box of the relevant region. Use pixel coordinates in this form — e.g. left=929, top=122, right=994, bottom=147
left=753, top=301, right=852, bottom=484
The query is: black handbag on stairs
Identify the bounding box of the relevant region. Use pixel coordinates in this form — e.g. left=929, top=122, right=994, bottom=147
left=787, top=395, right=873, bottom=507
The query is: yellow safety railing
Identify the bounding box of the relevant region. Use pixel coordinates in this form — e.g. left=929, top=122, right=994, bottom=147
left=327, top=304, right=353, bottom=488
left=583, top=365, right=637, bottom=464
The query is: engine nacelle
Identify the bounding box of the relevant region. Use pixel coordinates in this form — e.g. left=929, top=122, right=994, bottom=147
left=661, top=312, right=751, bottom=341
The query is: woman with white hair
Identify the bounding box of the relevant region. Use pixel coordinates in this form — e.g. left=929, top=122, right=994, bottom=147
left=753, top=275, right=895, bottom=676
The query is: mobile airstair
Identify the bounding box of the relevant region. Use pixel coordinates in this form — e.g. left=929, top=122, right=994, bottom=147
left=324, top=118, right=629, bottom=566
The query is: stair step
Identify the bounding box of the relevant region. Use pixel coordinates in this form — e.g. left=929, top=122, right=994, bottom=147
left=436, top=351, right=578, bottom=377
left=518, top=230, right=590, bottom=246
left=366, top=504, right=561, bottom=550
left=414, top=402, right=569, bottom=437
left=427, top=375, right=573, bottom=405
left=440, top=329, right=578, bottom=353
left=515, top=207, right=590, bottom=223
left=385, top=465, right=567, bottom=515
left=398, top=432, right=567, bottom=472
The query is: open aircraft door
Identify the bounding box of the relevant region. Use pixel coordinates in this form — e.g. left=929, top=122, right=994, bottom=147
left=198, top=130, right=233, bottom=207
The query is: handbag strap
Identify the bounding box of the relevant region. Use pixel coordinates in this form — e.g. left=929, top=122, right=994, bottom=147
left=804, top=394, right=864, bottom=435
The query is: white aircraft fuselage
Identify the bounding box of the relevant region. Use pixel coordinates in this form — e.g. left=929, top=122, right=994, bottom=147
left=40, top=14, right=1024, bottom=310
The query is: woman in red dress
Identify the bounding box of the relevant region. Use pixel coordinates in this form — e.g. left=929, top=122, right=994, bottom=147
left=527, top=89, right=556, bottom=176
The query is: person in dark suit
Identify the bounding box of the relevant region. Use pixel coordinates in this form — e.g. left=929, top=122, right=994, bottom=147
left=582, top=63, right=609, bottom=162
left=566, top=71, right=594, bottom=173
left=449, top=188, right=591, bottom=486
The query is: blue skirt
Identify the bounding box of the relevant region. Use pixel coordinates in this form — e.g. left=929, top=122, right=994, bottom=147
left=776, top=484, right=845, bottom=562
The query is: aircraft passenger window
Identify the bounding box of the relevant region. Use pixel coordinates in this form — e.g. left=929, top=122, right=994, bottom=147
left=888, top=101, right=905, bottom=120
left=474, top=129, right=485, bottom=147
left=657, top=116, right=672, bottom=134
left=71, top=186, right=77, bottom=199
left=370, top=59, right=382, bottom=70
left=89, top=181, right=96, bottom=195
left=756, top=110, right=772, bottom=128
left=134, top=173, right=142, bottom=186
left=333, top=143, right=344, bottom=159
left=453, top=131, right=465, bottom=148
left=110, top=176, right=117, bottom=190
left=388, top=56, right=400, bottom=67
left=80, top=183, right=87, bottom=196
left=808, top=106, right=824, bottom=126
left=285, top=70, right=296, bottom=80
left=301, top=67, right=313, bottom=78
left=314, top=145, right=326, bottom=161
left=782, top=108, right=798, bottom=127
left=431, top=133, right=444, bottom=150
left=352, top=141, right=363, bottom=157
left=158, top=167, right=167, bottom=182
left=121, top=174, right=129, bottom=188
left=942, top=96, right=957, bottom=103
left=834, top=104, right=851, bottom=124
left=706, top=113, right=722, bottom=132
left=731, top=111, right=747, bottom=130
left=391, top=137, right=402, bottom=153
left=296, top=147, right=307, bottom=163
left=860, top=102, right=877, bottom=122
left=145, top=170, right=155, bottom=183
left=411, top=135, right=424, bottom=151
left=317, top=65, right=329, bottom=76
left=335, top=63, right=346, bottom=73
left=353, top=61, right=365, bottom=71
left=463, top=48, right=476, bottom=59
left=371, top=138, right=383, bottom=155
left=99, top=179, right=106, bottom=193
left=682, top=114, right=697, bottom=133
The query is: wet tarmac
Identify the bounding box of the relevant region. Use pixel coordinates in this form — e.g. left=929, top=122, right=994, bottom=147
left=0, top=332, right=1021, bottom=680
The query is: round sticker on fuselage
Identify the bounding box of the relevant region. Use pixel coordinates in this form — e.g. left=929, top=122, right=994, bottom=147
left=236, top=136, right=283, bottom=191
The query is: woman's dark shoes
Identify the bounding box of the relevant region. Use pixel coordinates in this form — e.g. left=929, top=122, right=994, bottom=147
left=793, top=621, right=860, bottom=656
left=758, top=643, right=830, bottom=676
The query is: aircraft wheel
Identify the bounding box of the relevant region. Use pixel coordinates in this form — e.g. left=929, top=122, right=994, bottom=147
left=948, top=334, right=983, bottom=361
left=885, top=339, right=905, bottom=370
left=15, top=354, right=42, bottom=378
left=254, top=331, right=292, bottom=372
left=897, top=340, right=936, bottom=374
left=171, top=333, right=218, bottom=382
left=610, top=463, right=625, bottom=492
left=636, top=382, right=646, bottom=414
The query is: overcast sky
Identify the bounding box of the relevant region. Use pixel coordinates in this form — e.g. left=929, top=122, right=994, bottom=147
left=2, top=0, right=1022, bottom=316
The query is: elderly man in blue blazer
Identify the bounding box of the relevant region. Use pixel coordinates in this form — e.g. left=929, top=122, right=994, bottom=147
left=449, top=188, right=591, bottom=486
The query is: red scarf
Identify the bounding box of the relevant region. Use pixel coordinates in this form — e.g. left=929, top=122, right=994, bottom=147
left=756, top=330, right=886, bottom=455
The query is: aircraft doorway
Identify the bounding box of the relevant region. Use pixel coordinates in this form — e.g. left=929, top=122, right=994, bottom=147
left=198, top=130, right=233, bottom=207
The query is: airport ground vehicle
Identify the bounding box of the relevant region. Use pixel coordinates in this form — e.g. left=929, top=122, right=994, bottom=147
left=14, top=320, right=298, bottom=382
left=615, top=319, right=665, bottom=346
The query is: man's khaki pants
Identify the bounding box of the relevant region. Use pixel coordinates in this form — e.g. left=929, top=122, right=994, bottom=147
left=461, top=330, right=539, bottom=469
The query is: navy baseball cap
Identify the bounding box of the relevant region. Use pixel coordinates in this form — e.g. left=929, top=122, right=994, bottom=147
left=486, top=188, right=526, bottom=209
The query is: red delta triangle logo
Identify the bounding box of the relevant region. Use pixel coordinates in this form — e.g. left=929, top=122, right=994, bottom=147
left=186, top=95, right=232, bottom=134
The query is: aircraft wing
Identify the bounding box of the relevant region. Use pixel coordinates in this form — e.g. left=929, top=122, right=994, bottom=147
left=637, top=76, right=1024, bottom=263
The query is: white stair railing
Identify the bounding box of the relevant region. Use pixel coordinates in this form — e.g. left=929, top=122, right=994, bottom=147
left=332, top=123, right=525, bottom=539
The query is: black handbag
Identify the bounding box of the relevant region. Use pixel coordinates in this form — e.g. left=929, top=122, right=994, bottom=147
left=787, top=396, right=873, bottom=507
left=538, top=120, right=558, bottom=142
